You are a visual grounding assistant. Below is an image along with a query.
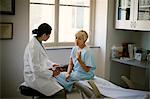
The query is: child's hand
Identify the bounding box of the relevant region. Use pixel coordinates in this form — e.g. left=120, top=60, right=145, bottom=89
left=65, top=73, right=70, bottom=81
left=77, top=51, right=81, bottom=60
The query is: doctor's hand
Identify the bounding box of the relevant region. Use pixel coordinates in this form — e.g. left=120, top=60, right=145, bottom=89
left=52, top=64, right=60, bottom=67
left=52, top=64, right=64, bottom=72
left=52, top=68, right=61, bottom=77
left=49, top=67, right=61, bottom=77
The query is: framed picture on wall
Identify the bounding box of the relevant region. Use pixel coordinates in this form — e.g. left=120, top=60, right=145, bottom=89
left=0, top=22, right=13, bottom=40
left=0, top=0, right=15, bottom=15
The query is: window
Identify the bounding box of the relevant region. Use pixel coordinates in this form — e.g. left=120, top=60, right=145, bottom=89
left=30, top=0, right=95, bottom=47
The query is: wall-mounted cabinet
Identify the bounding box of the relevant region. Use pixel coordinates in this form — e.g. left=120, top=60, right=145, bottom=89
left=115, top=0, right=150, bottom=31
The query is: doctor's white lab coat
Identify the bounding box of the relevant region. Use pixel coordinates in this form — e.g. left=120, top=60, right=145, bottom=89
left=24, top=36, right=63, bottom=96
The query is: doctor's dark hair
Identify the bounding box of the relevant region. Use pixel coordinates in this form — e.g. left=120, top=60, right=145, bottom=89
left=32, top=23, right=52, bottom=37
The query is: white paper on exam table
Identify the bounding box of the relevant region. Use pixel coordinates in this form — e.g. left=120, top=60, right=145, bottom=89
left=79, top=76, right=150, bottom=99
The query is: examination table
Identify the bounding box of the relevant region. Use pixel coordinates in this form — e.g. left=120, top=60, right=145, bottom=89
left=19, top=76, right=149, bottom=99
left=19, top=64, right=149, bottom=99
left=78, top=76, right=150, bottom=99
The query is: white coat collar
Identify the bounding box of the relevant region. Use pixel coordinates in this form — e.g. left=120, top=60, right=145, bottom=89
left=33, top=36, right=48, bottom=56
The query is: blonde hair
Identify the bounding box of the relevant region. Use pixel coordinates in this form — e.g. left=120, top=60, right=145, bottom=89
left=75, top=30, right=88, bottom=42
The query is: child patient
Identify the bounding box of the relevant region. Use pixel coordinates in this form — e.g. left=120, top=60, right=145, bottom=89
left=56, top=30, right=96, bottom=92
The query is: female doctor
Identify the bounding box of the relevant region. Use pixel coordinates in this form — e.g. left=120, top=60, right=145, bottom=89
left=24, top=23, right=63, bottom=97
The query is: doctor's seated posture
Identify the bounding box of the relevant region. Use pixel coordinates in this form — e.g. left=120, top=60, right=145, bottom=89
left=56, top=30, right=96, bottom=92
left=20, top=23, right=66, bottom=99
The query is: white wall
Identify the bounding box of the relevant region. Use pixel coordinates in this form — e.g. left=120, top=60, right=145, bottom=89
left=1, top=0, right=29, bottom=98
left=94, top=0, right=134, bottom=80
left=94, top=0, right=108, bottom=78
left=141, top=32, right=150, bottom=49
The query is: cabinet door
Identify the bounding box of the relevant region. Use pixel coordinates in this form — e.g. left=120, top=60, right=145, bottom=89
left=134, top=0, right=150, bottom=31
left=115, top=0, right=133, bottom=30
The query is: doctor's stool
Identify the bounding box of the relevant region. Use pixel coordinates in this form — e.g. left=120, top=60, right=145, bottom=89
left=19, top=84, right=66, bottom=99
